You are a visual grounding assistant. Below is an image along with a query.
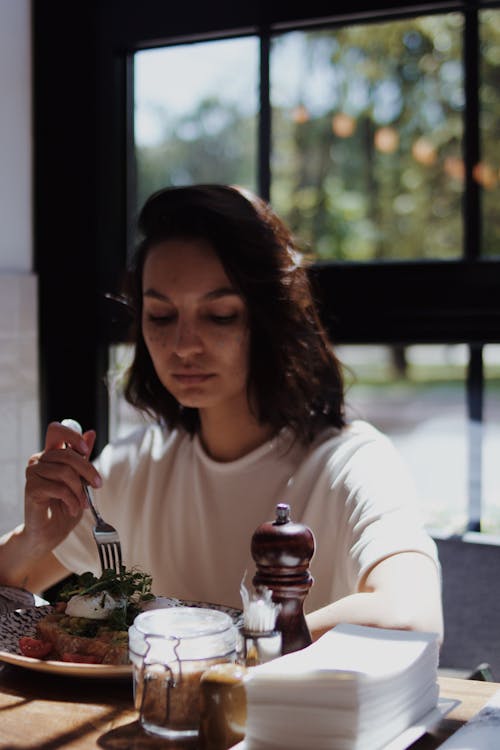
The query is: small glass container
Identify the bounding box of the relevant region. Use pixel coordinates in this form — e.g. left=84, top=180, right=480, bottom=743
left=129, top=607, right=239, bottom=740
left=242, top=629, right=282, bottom=666
left=199, top=662, right=248, bottom=750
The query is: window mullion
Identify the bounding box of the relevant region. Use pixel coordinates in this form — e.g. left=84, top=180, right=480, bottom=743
left=463, top=4, right=481, bottom=261
left=126, top=53, right=137, bottom=263
left=258, top=29, right=271, bottom=201
left=466, top=342, right=484, bottom=531
left=463, top=7, right=484, bottom=532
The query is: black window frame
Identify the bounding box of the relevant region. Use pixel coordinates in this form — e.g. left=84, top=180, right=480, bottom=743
left=33, top=0, right=500, bottom=530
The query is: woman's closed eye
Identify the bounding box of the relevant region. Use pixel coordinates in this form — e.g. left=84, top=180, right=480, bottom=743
left=146, top=312, right=176, bottom=325
left=144, top=310, right=240, bottom=327
left=209, top=313, right=239, bottom=325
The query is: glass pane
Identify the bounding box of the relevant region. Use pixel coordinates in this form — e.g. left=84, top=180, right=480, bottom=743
left=270, top=15, right=464, bottom=261
left=480, top=345, right=500, bottom=533
left=480, top=10, right=500, bottom=257
left=108, top=344, right=152, bottom=440
left=337, top=344, right=468, bottom=531
left=134, top=37, right=259, bottom=211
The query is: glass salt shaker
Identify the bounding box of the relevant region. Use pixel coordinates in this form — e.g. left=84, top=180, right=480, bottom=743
left=129, top=607, right=239, bottom=740
left=240, top=582, right=282, bottom=666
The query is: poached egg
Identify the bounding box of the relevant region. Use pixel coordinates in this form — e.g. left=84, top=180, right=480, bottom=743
left=65, top=591, right=124, bottom=620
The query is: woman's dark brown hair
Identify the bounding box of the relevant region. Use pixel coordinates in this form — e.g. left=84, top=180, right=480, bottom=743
left=124, top=184, right=345, bottom=442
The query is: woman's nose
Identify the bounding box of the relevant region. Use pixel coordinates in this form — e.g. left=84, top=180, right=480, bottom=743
left=173, top=319, right=204, bottom=357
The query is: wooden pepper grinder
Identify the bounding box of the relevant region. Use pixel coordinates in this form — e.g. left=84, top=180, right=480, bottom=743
left=251, top=503, right=315, bottom=655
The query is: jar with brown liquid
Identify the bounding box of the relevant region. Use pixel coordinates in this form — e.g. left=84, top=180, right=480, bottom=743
left=129, top=607, right=239, bottom=741
left=199, top=662, right=248, bottom=750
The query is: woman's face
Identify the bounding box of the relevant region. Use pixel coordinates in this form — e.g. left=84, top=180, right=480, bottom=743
left=142, top=237, right=250, bottom=415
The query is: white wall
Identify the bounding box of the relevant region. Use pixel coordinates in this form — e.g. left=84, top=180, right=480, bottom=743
left=0, top=0, right=32, bottom=270
left=0, top=0, right=39, bottom=534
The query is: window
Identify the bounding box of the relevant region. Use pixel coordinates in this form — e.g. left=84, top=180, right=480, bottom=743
left=270, top=17, right=465, bottom=261
left=33, top=1, right=500, bottom=535
left=125, top=3, right=499, bottom=534
left=338, top=344, right=469, bottom=532
left=134, top=37, right=259, bottom=207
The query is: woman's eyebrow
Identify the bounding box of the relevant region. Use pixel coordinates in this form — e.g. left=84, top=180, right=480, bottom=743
left=143, top=288, right=170, bottom=301
left=142, top=286, right=240, bottom=301
left=204, top=287, right=241, bottom=301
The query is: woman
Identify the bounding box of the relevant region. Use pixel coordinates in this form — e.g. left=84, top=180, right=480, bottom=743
left=0, top=185, right=443, bottom=640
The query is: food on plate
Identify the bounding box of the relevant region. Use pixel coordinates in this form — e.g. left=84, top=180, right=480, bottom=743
left=65, top=590, right=123, bottom=619
left=18, top=636, right=53, bottom=659
left=18, top=568, right=154, bottom=665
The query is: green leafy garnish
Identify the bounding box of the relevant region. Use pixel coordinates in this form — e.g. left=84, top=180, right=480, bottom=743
left=58, top=567, right=154, bottom=602
left=57, top=567, right=155, bottom=629
left=106, top=605, right=131, bottom=631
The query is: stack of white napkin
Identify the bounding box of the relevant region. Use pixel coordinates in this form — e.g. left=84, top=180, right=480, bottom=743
left=241, top=623, right=440, bottom=750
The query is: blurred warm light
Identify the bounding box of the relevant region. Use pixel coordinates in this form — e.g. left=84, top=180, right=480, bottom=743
left=473, top=162, right=498, bottom=190
left=412, top=137, right=437, bottom=166
left=374, top=126, right=399, bottom=154
left=331, top=113, right=356, bottom=137
left=292, top=104, right=310, bottom=124
left=444, top=156, right=465, bottom=182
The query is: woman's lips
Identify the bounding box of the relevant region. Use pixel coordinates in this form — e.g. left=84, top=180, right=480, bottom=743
left=171, top=373, right=214, bottom=385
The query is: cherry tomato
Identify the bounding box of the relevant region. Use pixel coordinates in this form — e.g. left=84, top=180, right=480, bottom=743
left=18, top=636, right=53, bottom=659
left=61, top=652, right=101, bottom=664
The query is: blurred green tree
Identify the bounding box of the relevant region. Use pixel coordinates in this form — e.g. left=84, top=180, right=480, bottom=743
left=135, top=10, right=499, bottom=261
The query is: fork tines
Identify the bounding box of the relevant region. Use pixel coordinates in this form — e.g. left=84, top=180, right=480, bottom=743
left=82, top=484, right=123, bottom=574
left=95, top=537, right=123, bottom=574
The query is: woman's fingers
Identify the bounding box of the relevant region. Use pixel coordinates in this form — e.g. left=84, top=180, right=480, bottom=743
left=26, top=461, right=84, bottom=517
left=22, top=422, right=102, bottom=552
left=39, top=446, right=102, bottom=489
left=45, top=421, right=90, bottom=454
left=82, top=429, right=97, bottom=456
left=25, top=442, right=102, bottom=519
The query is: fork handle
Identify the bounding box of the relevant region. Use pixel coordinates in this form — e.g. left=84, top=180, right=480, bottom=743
left=61, top=418, right=102, bottom=523
left=81, top=482, right=103, bottom=525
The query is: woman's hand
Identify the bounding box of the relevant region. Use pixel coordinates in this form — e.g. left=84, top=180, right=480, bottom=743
left=0, top=421, right=103, bottom=590
left=24, top=421, right=102, bottom=553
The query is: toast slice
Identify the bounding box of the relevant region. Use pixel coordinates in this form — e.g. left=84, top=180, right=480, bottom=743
left=36, top=612, right=129, bottom=665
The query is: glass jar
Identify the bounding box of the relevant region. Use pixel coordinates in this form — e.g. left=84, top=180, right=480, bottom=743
left=199, top=662, right=248, bottom=750
left=129, top=607, right=240, bottom=740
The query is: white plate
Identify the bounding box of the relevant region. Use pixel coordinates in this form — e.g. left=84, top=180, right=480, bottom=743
left=0, top=598, right=242, bottom=679
left=230, top=697, right=459, bottom=750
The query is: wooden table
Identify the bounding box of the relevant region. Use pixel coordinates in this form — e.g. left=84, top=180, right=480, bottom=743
left=0, top=663, right=497, bottom=749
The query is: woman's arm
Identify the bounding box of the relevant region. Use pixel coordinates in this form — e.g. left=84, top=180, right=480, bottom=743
left=306, top=551, right=443, bottom=642
left=0, top=528, right=70, bottom=592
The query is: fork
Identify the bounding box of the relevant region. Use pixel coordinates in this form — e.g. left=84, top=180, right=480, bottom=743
left=61, top=419, right=123, bottom=574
